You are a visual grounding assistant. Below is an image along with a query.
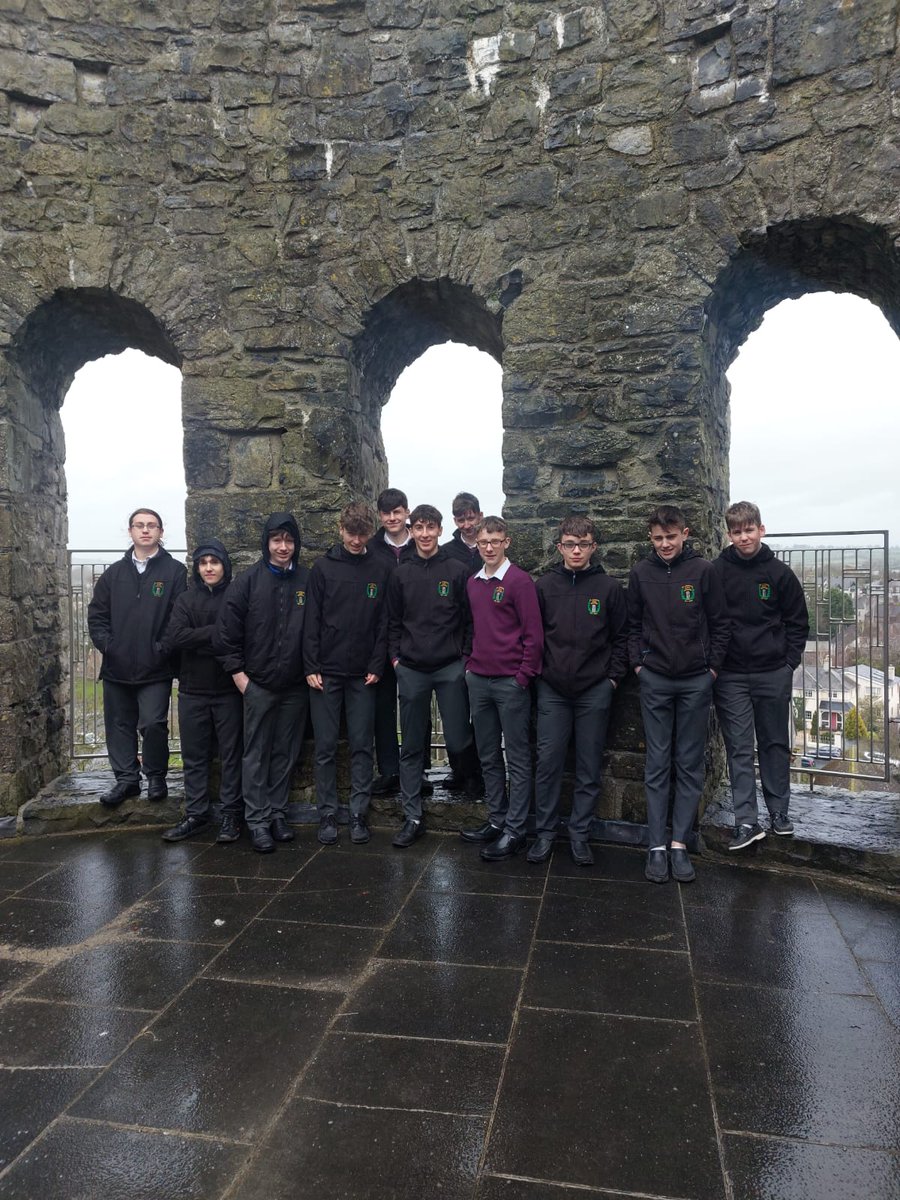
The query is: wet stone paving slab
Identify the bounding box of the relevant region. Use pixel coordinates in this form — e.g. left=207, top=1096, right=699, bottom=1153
left=0, top=828, right=898, bottom=1199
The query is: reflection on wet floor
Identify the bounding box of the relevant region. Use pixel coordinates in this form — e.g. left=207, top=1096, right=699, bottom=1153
left=0, top=827, right=898, bottom=1199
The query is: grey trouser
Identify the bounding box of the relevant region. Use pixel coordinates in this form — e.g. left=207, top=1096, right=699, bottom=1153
left=242, top=681, right=308, bottom=830
left=103, top=679, right=172, bottom=784
left=534, top=678, right=615, bottom=841
left=309, top=676, right=376, bottom=818
left=466, top=672, right=533, bottom=837
left=178, top=690, right=243, bottom=820
left=638, top=667, right=714, bottom=847
left=714, top=665, right=793, bottom=826
left=397, top=659, right=474, bottom=820
left=374, top=664, right=400, bottom=778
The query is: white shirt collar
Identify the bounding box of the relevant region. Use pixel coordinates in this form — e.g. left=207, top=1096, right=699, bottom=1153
left=384, top=530, right=411, bottom=548
left=132, top=547, right=160, bottom=575
left=474, top=557, right=511, bottom=582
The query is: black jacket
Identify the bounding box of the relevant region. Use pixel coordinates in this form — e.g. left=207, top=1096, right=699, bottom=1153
left=303, top=544, right=391, bottom=678
left=162, top=540, right=237, bottom=696
left=366, top=531, right=414, bottom=570
left=626, top=546, right=730, bottom=677
left=387, top=548, right=473, bottom=671
left=535, top=562, right=628, bottom=695
left=216, top=513, right=309, bottom=693
left=87, top=546, right=187, bottom=685
left=440, top=529, right=482, bottom=576
left=713, top=544, right=809, bottom=673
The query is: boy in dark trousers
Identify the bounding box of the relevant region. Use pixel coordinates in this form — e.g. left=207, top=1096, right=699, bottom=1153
left=387, top=504, right=478, bottom=848
left=627, top=505, right=730, bottom=884
left=160, top=540, right=243, bottom=843
left=532, top=516, right=628, bottom=866
left=460, top=516, right=544, bottom=861
left=713, top=501, right=809, bottom=849
left=217, top=512, right=309, bottom=854
left=304, top=502, right=391, bottom=846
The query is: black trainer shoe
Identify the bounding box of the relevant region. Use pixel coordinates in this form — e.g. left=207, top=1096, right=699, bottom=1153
left=526, top=836, right=554, bottom=863
left=217, top=814, right=242, bottom=843
left=770, top=812, right=794, bottom=836
left=669, top=847, right=696, bottom=883
left=644, top=848, right=669, bottom=883
left=350, top=815, right=370, bottom=844
left=250, top=826, right=275, bottom=854
left=480, top=832, right=526, bottom=861
left=100, top=781, right=140, bottom=808
left=392, top=818, right=425, bottom=848
left=161, top=816, right=208, bottom=843
left=570, top=840, right=594, bottom=867
left=371, top=774, right=399, bottom=796
left=270, top=815, right=295, bottom=842
left=459, top=821, right=504, bottom=844
left=729, top=823, right=766, bottom=852
left=146, top=776, right=168, bottom=801
left=318, top=815, right=339, bottom=846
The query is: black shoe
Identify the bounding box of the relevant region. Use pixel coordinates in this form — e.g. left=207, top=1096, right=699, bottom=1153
left=371, top=774, right=399, bottom=796
left=217, top=814, right=242, bottom=843
left=420, top=776, right=434, bottom=797
left=645, top=848, right=669, bottom=883
left=270, top=815, right=295, bottom=843
left=350, top=815, right=370, bottom=844
left=570, top=840, right=594, bottom=867
left=459, top=821, right=504, bottom=844
left=147, top=776, right=168, bottom=802
left=729, top=822, right=766, bottom=852
left=161, top=816, right=208, bottom=843
left=770, top=812, right=794, bottom=836
left=669, top=847, right=695, bottom=883
left=318, top=815, right=339, bottom=846
left=392, top=818, right=425, bottom=848
left=250, top=826, right=275, bottom=854
left=481, top=832, right=526, bottom=861
left=442, top=772, right=467, bottom=792
left=526, top=836, right=554, bottom=863
left=100, top=781, right=140, bottom=808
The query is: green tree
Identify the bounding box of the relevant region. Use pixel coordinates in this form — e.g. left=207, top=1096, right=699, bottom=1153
left=844, top=707, right=868, bottom=741
left=810, top=710, right=819, bottom=739
left=793, top=697, right=805, bottom=729
left=808, top=587, right=856, bottom=637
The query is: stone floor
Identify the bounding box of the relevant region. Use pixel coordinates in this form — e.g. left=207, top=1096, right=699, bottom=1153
left=0, top=824, right=898, bottom=1200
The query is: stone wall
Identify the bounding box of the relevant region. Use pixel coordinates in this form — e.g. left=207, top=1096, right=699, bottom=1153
left=2, top=0, right=899, bottom=817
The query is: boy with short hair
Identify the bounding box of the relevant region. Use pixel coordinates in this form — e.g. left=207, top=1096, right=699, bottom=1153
left=368, top=487, right=413, bottom=795
left=441, top=491, right=484, bottom=575
left=460, top=517, right=544, bottom=860
left=161, top=540, right=243, bottom=843
left=532, top=516, right=628, bottom=866
left=712, top=501, right=809, bottom=849
left=627, top=505, right=730, bottom=884
left=388, top=504, right=478, bottom=847
left=304, top=501, right=391, bottom=846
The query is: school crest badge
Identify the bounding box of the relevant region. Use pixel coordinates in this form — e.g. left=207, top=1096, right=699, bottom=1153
left=680, top=583, right=695, bottom=603
left=438, top=580, right=450, bottom=597
left=587, top=597, right=601, bottom=616
left=151, top=581, right=164, bottom=598
left=492, top=585, right=505, bottom=604
left=366, top=582, right=379, bottom=599
left=295, top=590, right=306, bottom=607
left=758, top=582, right=772, bottom=601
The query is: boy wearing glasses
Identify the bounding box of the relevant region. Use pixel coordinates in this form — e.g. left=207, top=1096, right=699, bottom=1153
left=530, top=517, right=628, bottom=865
left=460, top=517, right=543, bottom=860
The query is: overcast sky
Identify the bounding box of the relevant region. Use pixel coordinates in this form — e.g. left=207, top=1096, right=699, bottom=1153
left=62, top=291, right=899, bottom=551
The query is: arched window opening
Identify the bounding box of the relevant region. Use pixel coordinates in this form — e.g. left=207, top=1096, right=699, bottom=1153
left=382, top=342, right=504, bottom=518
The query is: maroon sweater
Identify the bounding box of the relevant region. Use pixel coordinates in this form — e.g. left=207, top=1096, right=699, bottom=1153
left=466, top=563, right=544, bottom=688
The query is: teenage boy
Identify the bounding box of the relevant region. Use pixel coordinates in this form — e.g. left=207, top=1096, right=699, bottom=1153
left=367, top=487, right=413, bottom=795
left=713, top=501, right=809, bottom=849
left=388, top=505, right=478, bottom=847
left=532, top=517, right=628, bottom=866
left=304, top=502, right=391, bottom=846
left=441, top=491, right=484, bottom=575
left=160, top=540, right=243, bottom=843
left=460, top=517, right=544, bottom=860
left=627, top=505, right=730, bottom=884
left=88, top=507, right=186, bottom=806
left=217, top=513, right=309, bottom=854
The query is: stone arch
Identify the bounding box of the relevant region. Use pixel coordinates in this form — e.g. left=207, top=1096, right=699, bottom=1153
left=702, top=217, right=900, bottom=527
left=0, top=288, right=181, bottom=812
left=349, top=277, right=507, bottom=501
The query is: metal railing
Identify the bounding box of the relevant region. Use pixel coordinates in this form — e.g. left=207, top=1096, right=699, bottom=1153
left=767, top=531, right=894, bottom=785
